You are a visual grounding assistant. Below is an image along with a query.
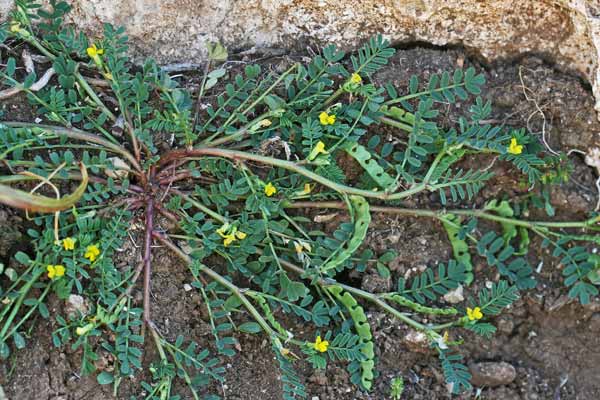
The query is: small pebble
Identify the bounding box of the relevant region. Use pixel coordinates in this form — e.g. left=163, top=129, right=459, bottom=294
left=470, top=361, right=516, bottom=387
left=443, top=285, right=464, bottom=304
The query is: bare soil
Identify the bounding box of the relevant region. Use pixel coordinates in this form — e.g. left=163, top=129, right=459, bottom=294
left=1, top=46, right=600, bottom=400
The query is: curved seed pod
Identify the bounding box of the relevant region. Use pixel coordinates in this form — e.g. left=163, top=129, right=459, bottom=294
left=250, top=293, right=289, bottom=337
left=328, top=285, right=374, bottom=390
left=0, top=163, right=88, bottom=212
left=341, top=142, right=395, bottom=189
left=440, top=214, right=473, bottom=284
left=385, top=294, right=458, bottom=315
left=321, top=195, right=371, bottom=274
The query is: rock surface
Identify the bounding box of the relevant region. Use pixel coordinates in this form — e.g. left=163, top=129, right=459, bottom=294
left=0, top=0, right=600, bottom=120
left=469, top=361, right=517, bottom=387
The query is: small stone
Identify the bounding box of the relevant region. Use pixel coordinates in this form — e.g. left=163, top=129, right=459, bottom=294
left=65, top=294, right=89, bottom=318
left=361, top=273, right=391, bottom=292
left=443, top=285, right=464, bottom=304
left=402, top=329, right=430, bottom=354
left=183, top=283, right=193, bottom=292
left=469, top=362, right=516, bottom=387
left=104, top=157, right=130, bottom=179
left=311, top=397, right=320, bottom=400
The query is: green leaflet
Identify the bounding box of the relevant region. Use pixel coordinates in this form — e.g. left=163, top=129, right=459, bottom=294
left=484, top=200, right=530, bottom=255
left=321, top=196, right=371, bottom=273
left=440, top=214, right=473, bottom=284
left=484, top=200, right=516, bottom=244
left=327, top=286, right=374, bottom=390
left=249, top=292, right=289, bottom=338
left=340, top=142, right=395, bottom=189
left=384, top=294, right=457, bottom=316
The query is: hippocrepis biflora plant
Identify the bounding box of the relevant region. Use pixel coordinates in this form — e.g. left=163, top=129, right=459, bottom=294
left=0, top=1, right=599, bottom=398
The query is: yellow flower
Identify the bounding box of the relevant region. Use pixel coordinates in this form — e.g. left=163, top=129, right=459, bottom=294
left=350, top=73, right=362, bottom=84
left=264, top=182, right=277, bottom=197
left=507, top=138, right=523, bottom=155
left=303, top=183, right=313, bottom=194
left=315, top=141, right=327, bottom=156
left=313, top=336, right=329, bottom=353
left=76, top=323, right=94, bottom=336
left=466, top=306, right=483, bottom=321
left=294, top=242, right=304, bottom=254
left=223, top=234, right=236, bottom=247
left=442, top=331, right=449, bottom=343
left=216, top=224, right=230, bottom=238
left=258, top=119, right=272, bottom=127
left=10, top=22, right=21, bottom=33
left=86, top=44, right=104, bottom=58
left=84, top=245, right=100, bottom=262
left=217, top=224, right=246, bottom=246
left=47, top=264, right=65, bottom=280
left=62, top=237, right=76, bottom=251
left=307, top=141, right=329, bottom=161
left=319, top=112, right=336, bottom=126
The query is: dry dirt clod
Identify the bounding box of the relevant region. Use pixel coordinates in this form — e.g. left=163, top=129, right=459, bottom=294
left=64, top=294, right=89, bottom=319
left=361, top=272, right=391, bottom=293
left=308, top=370, right=329, bottom=386
left=469, top=361, right=517, bottom=387
left=402, top=329, right=431, bottom=354
left=443, top=285, right=464, bottom=304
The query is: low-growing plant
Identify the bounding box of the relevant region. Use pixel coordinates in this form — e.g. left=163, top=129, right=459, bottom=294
left=390, top=376, right=404, bottom=400
left=0, top=1, right=599, bottom=398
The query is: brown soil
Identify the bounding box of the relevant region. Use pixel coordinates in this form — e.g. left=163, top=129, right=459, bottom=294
left=1, top=45, right=600, bottom=400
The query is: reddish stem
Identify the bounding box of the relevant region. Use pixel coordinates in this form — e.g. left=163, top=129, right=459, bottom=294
left=157, top=171, right=193, bottom=185
left=142, top=198, right=154, bottom=326
left=155, top=160, right=188, bottom=179
left=154, top=202, right=179, bottom=225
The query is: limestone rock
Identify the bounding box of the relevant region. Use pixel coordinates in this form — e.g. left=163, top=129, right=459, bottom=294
left=1, top=1, right=599, bottom=120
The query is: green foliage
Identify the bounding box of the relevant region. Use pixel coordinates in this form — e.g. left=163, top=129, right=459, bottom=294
left=396, top=260, right=467, bottom=304
left=275, top=346, right=307, bottom=400
left=440, top=215, right=474, bottom=284
left=475, top=280, right=520, bottom=316
left=546, top=238, right=598, bottom=304
left=437, top=346, right=471, bottom=394
left=476, top=231, right=536, bottom=289
left=327, top=286, right=375, bottom=390
left=390, top=376, right=405, bottom=400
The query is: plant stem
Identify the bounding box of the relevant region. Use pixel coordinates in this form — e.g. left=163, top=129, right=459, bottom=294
left=2, top=122, right=142, bottom=173
left=284, top=201, right=600, bottom=230
left=158, top=147, right=427, bottom=201
left=2, top=285, right=51, bottom=341
left=0, top=267, right=44, bottom=340
left=142, top=199, right=154, bottom=327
